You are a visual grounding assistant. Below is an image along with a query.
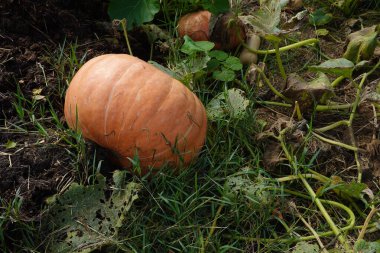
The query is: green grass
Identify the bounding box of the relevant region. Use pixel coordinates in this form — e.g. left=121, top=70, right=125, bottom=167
left=1, top=1, right=380, bottom=252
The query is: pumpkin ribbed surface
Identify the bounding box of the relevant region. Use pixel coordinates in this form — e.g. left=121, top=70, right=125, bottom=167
left=64, top=54, right=207, bottom=174
left=178, top=10, right=211, bottom=41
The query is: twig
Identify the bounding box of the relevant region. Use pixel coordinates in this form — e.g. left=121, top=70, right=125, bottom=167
left=357, top=207, right=379, bottom=241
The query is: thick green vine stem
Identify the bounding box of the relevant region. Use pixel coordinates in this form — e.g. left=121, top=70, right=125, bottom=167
left=275, top=129, right=351, bottom=250
left=227, top=187, right=355, bottom=244
left=257, top=69, right=290, bottom=102
left=243, top=38, right=319, bottom=55
left=274, top=40, right=287, bottom=80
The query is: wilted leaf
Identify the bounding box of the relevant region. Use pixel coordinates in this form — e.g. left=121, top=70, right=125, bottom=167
left=32, top=95, right=46, bottom=101
left=239, top=0, right=282, bottom=36
left=309, top=8, right=333, bottom=26
left=45, top=172, right=140, bottom=253
left=343, top=25, right=379, bottom=63
left=262, top=141, right=287, bottom=168
left=283, top=73, right=334, bottom=109
left=292, top=241, right=319, bottom=253
left=5, top=140, right=17, bottom=149
left=181, top=35, right=215, bottom=55
left=32, top=88, right=43, bottom=95
left=354, top=239, right=380, bottom=253
left=108, top=0, right=160, bottom=30
left=207, top=88, right=250, bottom=120
left=142, top=24, right=171, bottom=42
left=308, top=58, right=354, bottom=78
left=223, top=168, right=275, bottom=209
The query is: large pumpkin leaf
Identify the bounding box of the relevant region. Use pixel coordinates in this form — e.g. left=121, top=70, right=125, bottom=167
left=45, top=171, right=140, bottom=253
left=308, top=58, right=354, bottom=78
left=108, top=0, right=160, bottom=30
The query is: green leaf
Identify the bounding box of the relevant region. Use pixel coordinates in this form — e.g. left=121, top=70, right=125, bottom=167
left=207, top=58, right=221, bottom=72
left=181, top=35, right=215, bottom=55
left=208, top=50, right=228, bottom=61
left=45, top=172, right=140, bottom=253
left=5, top=140, right=16, bottom=149
left=354, top=239, right=380, bottom=253
left=108, top=0, right=160, bottom=30
left=316, top=28, right=329, bottom=36
left=308, top=58, right=354, bottom=78
left=223, top=56, right=243, bottom=71
left=207, top=88, right=250, bottom=120
left=335, top=182, right=369, bottom=199
left=213, top=68, right=235, bottom=82
left=202, top=0, right=230, bottom=14
left=292, top=241, right=319, bottom=253
left=309, top=8, right=333, bottom=26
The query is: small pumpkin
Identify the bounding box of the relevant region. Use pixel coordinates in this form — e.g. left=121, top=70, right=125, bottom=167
left=178, top=10, right=246, bottom=50
left=178, top=10, right=211, bottom=41
left=64, top=54, right=207, bottom=175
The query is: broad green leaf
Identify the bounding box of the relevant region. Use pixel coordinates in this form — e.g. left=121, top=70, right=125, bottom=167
left=292, top=241, right=319, bottom=253
left=207, top=88, right=250, bottom=120
left=308, top=58, right=354, bottom=78
left=354, top=239, right=380, bottom=253
left=181, top=35, right=215, bottom=55
left=213, top=68, right=235, bottom=82
left=208, top=50, right=228, bottom=61
left=5, top=140, right=16, bottom=149
left=207, top=58, right=221, bottom=72
left=309, top=8, right=333, bottom=26
left=45, top=172, right=140, bottom=253
left=108, top=0, right=160, bottom=30
left=223, top=56, right=243, bottom=71
left=202, top=0, right=230, bottom=14
left=343, top=25, right=378, bottom=63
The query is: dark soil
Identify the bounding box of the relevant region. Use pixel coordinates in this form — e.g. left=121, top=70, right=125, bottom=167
left=0, top=0, right=151, bottom=220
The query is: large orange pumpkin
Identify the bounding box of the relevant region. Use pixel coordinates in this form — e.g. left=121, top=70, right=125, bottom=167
left=64, top=54, right=207, bottom=175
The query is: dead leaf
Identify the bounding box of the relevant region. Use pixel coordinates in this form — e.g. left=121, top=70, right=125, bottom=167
left=283, top=73, right=334, bottom=110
